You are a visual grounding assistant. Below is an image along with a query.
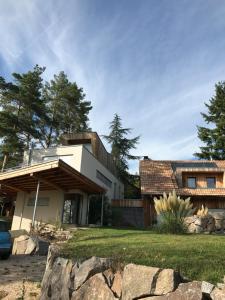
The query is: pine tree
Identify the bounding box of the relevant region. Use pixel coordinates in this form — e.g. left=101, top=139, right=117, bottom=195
left=195, top=81, right=225, bottom=160
left=0, top=65, right=46, bottom=169
left=40, top=72, right=92, bottom=148
left=103, top=114, right=140, bottom=180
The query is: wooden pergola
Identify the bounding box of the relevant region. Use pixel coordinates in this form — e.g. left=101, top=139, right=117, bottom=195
left=0, top=159, right=106, bottom=226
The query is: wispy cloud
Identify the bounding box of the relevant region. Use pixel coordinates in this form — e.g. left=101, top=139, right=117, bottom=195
left=0, top=0, right=225, bottom=173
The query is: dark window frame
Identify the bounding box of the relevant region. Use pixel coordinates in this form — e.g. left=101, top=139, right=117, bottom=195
left=206, top=177, right=216, bottom=189
left=96, top=170, right=112, bottom=188
left=187, top=177, right=197, bottom=189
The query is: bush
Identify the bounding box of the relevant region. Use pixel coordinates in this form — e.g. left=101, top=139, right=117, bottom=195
left=154, top=190, right=195, bottom=234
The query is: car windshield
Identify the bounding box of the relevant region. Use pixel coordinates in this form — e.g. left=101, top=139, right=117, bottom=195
left=0, top=221, right=8, bottom=232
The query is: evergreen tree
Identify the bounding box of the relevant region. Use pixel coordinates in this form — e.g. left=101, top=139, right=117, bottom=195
left=0, top=67, right=92, bottom=169
left=39, top=71, right=92, bottom=148
left=195, top=81, right=225, bottom=160
left=104, top=114, right=140, bottom=180
left=0, top=65, right=46, bottom=169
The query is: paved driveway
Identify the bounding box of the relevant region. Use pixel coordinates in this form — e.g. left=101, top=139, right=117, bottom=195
left=0, top=255, right=46, bottom=299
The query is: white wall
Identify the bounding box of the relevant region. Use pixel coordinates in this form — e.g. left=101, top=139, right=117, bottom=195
left=23, top=145, right=83, bottom=172
left=23, top=144, right=124, bottom=200
left=11, top=189, right=89, bottom=231
left=11, top=190, right=64, bottom=231
left=80, top=147, right=124, bottom=200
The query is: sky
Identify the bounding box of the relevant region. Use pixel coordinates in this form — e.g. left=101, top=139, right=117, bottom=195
left=0, top=0, right=225, bottom=173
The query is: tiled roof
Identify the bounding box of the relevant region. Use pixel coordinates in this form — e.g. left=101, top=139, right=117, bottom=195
left=140, top=160, right=225, bottom=196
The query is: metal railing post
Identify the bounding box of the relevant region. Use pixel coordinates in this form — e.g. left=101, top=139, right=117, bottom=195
left=32, top=180, right=40, bottom=227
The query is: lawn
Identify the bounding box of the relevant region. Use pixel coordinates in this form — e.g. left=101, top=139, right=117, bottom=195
left=62, top=227, right=225, bottom=284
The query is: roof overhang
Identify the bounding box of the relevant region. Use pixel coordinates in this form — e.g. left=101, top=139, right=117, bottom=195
left=0, top=159, right=105, bottom=197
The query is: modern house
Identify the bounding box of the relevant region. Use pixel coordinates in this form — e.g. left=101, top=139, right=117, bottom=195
left=140, top=159, right=225, bottom=226
left=0, top=132, right=124, bottom=231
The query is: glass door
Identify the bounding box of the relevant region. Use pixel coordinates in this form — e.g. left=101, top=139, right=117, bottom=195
left=62, top=194, right=82, bottom=224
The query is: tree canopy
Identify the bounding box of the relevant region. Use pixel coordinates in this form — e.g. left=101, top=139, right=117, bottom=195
left=195, top=81, right=225, bottom=160
left=103, top=114, right=140, bottom=181
left=0, top=66, right=92, bottom=170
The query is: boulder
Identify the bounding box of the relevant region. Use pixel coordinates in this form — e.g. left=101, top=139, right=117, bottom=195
left=73, top=256, right=111, bottom=290
left=25, top=236, right=37, bottom=255
left=201, top=281, right=215, bottom=296
left=211, top=287, right=225, bottom=300
left=72, top=273, right=116, bottom=300
left=103, top=269, right=115, bottom=287
left=122, top=264, right=160, bottom=300
left=155, top=269, right=180, bottom=295
left=111, top=271, right=122, bottom=298
left=12, top=234, right=29, bottom=254
left=41, top=257, right=73, bottom=300
left=139, top=282, right=202, bottom=300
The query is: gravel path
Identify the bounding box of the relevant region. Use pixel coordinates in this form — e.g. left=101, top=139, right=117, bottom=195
left=0, top=255, right=46, bottom=299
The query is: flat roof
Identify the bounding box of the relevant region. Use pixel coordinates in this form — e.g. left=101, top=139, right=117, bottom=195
left=0, top=159, right=105, bottom=196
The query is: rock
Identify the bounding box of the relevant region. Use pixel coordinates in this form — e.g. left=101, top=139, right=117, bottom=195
left=25, top=237, right=37, bottom=255
left=0, top=290, right=8, bottom=299
left=40, top=257, right=73, bottom=300
left=217, top=283, right=225, bottom=289
left=103, top=269, right=115, bottom=287
left=166, top=281, right=202, bottom=300
left=201, top=281, right=215, bottom=295
left=155, top=269, right=180, bottom=295
left=72, top=273, right=116, bottom=300
left=111, top=271, right=122, bottom=298
left=122, top=263, right=160, bottom=300
left=36, top=239, right=50, bottom=256
left=74, top=256, right=111, bottom=290
left=140, top=282, right=202, bottom=300
left=195, top=225, right=204, bottom=233
left=188, top=223, right=197, bottom=233
left=211, top=287, right=225, bottom=300
left=12, top=234, right=30, bottom=254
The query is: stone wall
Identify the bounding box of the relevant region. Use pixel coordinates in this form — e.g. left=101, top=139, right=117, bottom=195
left=184, top=212, right=225, bottom=233
left=40, top=245, right=225, bottom=300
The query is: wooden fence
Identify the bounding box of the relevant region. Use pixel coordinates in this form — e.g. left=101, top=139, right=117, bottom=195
left=112, top=199, right=143, bottom=208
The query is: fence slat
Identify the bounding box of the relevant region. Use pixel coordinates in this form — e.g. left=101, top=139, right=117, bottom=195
left=112, top=199, right=143, bottom=208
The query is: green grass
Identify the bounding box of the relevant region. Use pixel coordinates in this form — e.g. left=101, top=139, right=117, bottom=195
left=62, top=227, right=225, bottom=284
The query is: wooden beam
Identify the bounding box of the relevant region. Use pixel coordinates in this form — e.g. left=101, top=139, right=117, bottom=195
left=2, top=183, right=24, bottom=193
left=30, top=173, right=66, bottom=192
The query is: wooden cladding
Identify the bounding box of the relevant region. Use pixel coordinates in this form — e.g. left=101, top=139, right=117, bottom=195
left=112, top=199, right=143, bottom=208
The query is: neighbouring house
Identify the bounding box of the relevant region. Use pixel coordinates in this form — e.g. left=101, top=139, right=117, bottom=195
left=140, top=159, right=225, bottom=227
left=0, top=132, right=124, bottom=231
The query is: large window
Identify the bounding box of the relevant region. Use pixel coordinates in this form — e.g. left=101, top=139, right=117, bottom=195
left=27, top=197, right=49, bottom=206
left=96, top=170, right=112, bottom=188
left=206, top=177, right=216, bottom=188
left=187, top=177, right=197, bottom=189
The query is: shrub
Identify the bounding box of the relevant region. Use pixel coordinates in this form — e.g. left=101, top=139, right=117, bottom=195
left=154, top=190, right=195, bottom=234
left=196, top=205, right=209, bottom=217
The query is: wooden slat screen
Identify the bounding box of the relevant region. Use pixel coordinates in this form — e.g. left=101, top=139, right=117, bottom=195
left=112, top=199, right=143, bottom=208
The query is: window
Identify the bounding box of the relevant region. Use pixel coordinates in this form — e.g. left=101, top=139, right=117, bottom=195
left=96, top=170, right=112, bottom=188
left=187, top=177, right=197, bottom=189
left=206, top=177, right=216, bottom=188
left=27, top=197, right=49, bottom=206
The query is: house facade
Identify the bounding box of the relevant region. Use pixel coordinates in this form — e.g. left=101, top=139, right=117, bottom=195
left=140, top=159, right=225, bottom=226
left=0, top=132, right=124, bottom=231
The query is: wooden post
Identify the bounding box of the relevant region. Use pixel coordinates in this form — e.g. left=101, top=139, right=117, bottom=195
left=101, top=194, right=104, bottom=226
left=32, top=180, right=40, bottom=227
left=86, top=195, right=91, bottom=225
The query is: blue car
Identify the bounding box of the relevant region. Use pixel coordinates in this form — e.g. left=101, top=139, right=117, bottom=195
left=0, top=219, right=12, bottom=259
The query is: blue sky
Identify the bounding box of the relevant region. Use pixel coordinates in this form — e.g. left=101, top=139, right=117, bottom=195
left=1, top=0, right=225, bottom=173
